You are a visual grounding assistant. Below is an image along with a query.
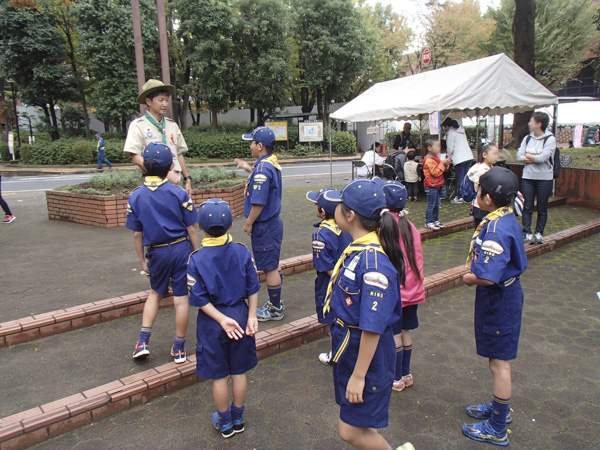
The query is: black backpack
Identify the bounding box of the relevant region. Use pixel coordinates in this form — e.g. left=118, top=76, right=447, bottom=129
left=383, top=150, right=404, bottom=180
left=525, top=135, right=560, bottom=179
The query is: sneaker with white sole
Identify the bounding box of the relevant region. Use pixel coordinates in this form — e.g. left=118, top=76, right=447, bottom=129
left=256, top=302, right=285, bottom=322
left=319, top=351, right=332, bottom=365
left=396, top=443, right=415, bottom=450
left=466, top=402, right=512, bottom=424
left=170, top=345, right=186, bottom=364
left=524, top=233, right=534, bottom=244
left=132, top=341, right=150, bottom=359
left=534, top=233, right=544, bottom=244
left=3, top=214, right=15, bottom=224
left=462, top=419, right=510, bottom=446
left=451, top=197, right=464, bottom=204
left=434, top=221, right=445, bottom=228
left=425, top=223, right=440, bottom=231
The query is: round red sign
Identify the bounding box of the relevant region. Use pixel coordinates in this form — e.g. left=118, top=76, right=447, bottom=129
left=421, top=47, right=432, bottom=66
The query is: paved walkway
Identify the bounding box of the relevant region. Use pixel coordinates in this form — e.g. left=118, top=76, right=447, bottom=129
left=33, top=233, right=600, bottom=450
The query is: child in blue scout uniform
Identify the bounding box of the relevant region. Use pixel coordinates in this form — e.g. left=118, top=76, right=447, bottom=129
left=322, top=180, right=414, bottom=450
left=306, top=187, right=352, bottom=365
left=462, top=166, right=527, bottom=446
left=187, top=198, right=260, bottom=439
left=95, top=132, right=112, bottom=170
left=126, top=142, right=200, bottom=363
left=234, top=127, right=284, bottom=322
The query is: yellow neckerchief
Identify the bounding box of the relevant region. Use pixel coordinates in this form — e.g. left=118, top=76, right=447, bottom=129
left=143, top=176, right=168, bottom=192
left=466, top=206, right=513, bottom=265
left=201, top=233, right=233, bottom=247
left=145, top=112, right=167, bottom=144
left=323, top=231, right=387, bottom=316
left=320, top=218, right=342, bottom=236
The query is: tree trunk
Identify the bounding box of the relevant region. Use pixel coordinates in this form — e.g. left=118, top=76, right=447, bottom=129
left=48, top=102, right=60, bottom=141
left=250, top=108, right=255, bottom=123
left=316, top=90, right=324, bottom=120
left=257, top=108, right=264, bottom=126
left=512, top=0, right=536, bottom=147
left=211, top=110, right=218, bottom=132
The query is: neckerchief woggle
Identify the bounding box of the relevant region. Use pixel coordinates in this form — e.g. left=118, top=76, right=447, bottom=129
left=145, top=112, right=167, bottom=144
left=466, top=206, right=513, bottom=265
left=201, top=233, right=233, bottom=248
left=322, top=231, right=387, bottom=317
left=143, top=176, right=168, bottom=191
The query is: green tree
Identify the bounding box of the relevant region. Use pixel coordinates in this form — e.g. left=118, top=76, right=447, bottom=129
left=292, top=0, right=371, bottom=124
left=76, top=0, right=159, bottom=132
left=0, top=1, right=77, bottom=140
left=177, top=0, right=237, bottom=132
left=234, top=0, right=293, bottom=123
left=422, top=0, right=496, bottom=70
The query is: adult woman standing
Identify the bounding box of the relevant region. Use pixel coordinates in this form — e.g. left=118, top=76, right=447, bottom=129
left=441, top=118, right=474, bottom=203
left=516, top=112, right=556, bottom=245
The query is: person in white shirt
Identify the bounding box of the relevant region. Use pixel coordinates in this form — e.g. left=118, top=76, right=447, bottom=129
left=356, top=142, right=385, bottom=178
left=442, top=118, right=474, bottom=203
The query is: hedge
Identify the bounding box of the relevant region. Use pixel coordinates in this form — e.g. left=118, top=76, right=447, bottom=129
left=18, top=124, right=356, bottom=165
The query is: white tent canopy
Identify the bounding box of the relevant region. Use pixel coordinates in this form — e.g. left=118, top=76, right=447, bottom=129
left=330, top=53, right=558, bottom=123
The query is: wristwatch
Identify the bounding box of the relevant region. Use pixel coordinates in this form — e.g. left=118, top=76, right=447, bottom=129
left=183, top=175, right=191, bottom=181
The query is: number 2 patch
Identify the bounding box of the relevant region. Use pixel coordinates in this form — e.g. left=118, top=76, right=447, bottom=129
left=371, top=301, right=378, bottom=311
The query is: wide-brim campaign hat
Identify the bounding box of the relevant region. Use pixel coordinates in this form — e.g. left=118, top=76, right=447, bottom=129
left=136, top=79, right=175, bottom=104
left=306, top=187, right=338, bottom=215
left=323, top=179, right=386, bottom=220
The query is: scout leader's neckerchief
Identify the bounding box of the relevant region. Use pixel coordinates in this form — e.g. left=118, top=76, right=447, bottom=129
left=323, top=231, right=387, bottom=317
left=466, top=206, right=513, bottom=265
left=144, top=112, right=167, bottom=144
left=319, top=218, right=342, bottom=236
left=143, top=176, right=168, bottom=192
left=201, top=233, right=233, bottom=247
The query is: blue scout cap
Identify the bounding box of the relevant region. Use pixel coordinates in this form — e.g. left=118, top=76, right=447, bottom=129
left=323, top=179, right=386, bottom=220
left=306, top=187, right=338, bottom=215
left=381, top=181, right=407, bottom=211
left=197, top=198, right=233, bottom=234
left=95, top=132, right=101, bottom=137
left=143, top=141, right=173, bottom=167
left=242, top=126, right=276, bottom=147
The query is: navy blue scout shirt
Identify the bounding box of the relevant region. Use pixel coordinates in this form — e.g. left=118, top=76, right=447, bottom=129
left=244, top=154, right=282, bottom=222
left=187, top=239, right=261, bottom=307
left=126, top=177, right=197, bottom=246
left=330, top=247, right=402, bottom=334
left=470, top=214, right=527, bottom=284
left=313, top=219, right=352, bottom=303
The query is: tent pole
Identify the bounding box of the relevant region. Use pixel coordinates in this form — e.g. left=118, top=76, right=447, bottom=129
left=437, top=111, right=441, bottom=137
left=329, top=119, right=333, bottom=187
left=499, top=115, right=504, bottom=148
left=419, top=115, right=423, bottom=147
left=475, top=109, right=480, bottom=145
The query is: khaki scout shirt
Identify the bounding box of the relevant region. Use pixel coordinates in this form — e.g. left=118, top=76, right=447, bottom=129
left=123, top=115, right=188, bottom=172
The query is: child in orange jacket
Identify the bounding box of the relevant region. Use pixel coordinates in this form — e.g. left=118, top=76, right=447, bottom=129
left=422, top=139, right=450, bottom=230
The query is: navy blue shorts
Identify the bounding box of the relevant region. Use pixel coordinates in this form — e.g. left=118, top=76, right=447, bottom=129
left=195, top=303, right=258, bottom=379
left=330, top=321, right=395, bottom=429
left=474, top=280, right=524, bottom=360
left=146, top=239, right=193, bottom=296
left=392, top=304, right=419, bottom=334
left=251, top=216, right=283, bottom=271
left=315, top=272, right=334, bottom=325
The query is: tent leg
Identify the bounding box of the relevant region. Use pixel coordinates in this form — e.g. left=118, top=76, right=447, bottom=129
left=329, top=120, right=333, bottom=187
left=499, top=115, right=504, bottom=148
left=552, top=104, right=558, bottom=136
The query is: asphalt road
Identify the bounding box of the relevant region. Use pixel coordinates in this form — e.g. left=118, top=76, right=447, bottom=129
left=1, top=160, right=353, bottom=193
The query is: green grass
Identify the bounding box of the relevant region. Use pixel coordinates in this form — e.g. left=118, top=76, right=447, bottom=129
left=507, top=146, right=600, bottom=170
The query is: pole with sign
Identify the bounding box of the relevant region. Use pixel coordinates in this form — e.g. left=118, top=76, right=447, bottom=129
left=7, top=131, right=15, bottom=160
left=421, top=47, right=432, bottom=69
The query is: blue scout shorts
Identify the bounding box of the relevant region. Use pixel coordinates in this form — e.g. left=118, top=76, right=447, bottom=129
left=251, top=216, right=283, bottom=271
left=474, top=279, right=524, bottom=361
left=146, top=238, right=193, bottom=296
left=315, top=272, right=335, bottom=325
left=195, top=302, right=258, bottom=380
left=392, top=304, right=417, bottom=335
left=330, top=319, right=395, bottom=429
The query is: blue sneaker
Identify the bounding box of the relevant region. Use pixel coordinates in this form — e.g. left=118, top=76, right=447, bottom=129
left=212, top=411, right=234, bottom=438
left=466, top=402, right=512, bottom=424
left=462, top=420, right=510, bottom=446
left=256, top=301, right=285, bottom=322
left=232, top=417, right=244, bottom=434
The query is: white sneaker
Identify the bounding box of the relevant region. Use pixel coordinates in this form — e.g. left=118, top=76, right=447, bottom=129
left=451, top=197, right=464, bottom=204
left=319, top=351, right=332, bottom=365
left=435, top=221, right=445, bottom=228
left=396, top=443, right=415, bottom=450
left=425, top=223, right=440, bottom=231
left=534, top=233, right=544, bottom=244
left=525, top=233, right=534, bottom=244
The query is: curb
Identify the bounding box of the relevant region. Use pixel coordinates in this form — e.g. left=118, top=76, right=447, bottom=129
left=1, top=217, right=599, bottom=449
left=0, top=197, right=567, bottom=349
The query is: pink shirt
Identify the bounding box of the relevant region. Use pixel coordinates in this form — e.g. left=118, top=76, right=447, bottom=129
left=393, top=214, right=426, bottom=307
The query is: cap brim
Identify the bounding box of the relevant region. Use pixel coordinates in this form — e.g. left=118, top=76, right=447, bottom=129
left=306, top=191, right=319, bottom=203
left=322, top=190, right=342, bottom=202
left=242, top=134, right=254, bottom=141
left=136, top=84, right=175, bottom=104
